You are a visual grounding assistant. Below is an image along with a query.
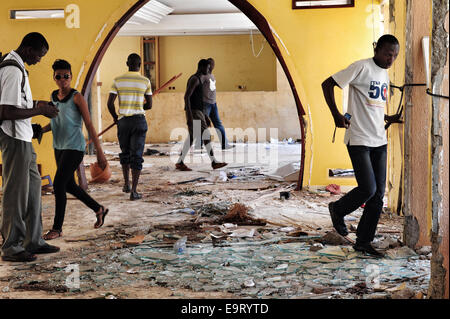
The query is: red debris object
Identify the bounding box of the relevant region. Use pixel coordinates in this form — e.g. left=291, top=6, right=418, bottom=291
left=326, top=184, right=341, bottom=195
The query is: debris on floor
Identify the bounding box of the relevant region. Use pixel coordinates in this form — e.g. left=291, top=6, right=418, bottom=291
left=385, top=246, right=418, bottom=259
left=5, top=227, right=429, bottom=299
left=266, top=162, right=300, bottom=182
left=325, top=184, right=341, bottom=195
left=319, top=231, right=353, bottom=246
left=0, top=142, right=430, bottom=299
left=328, top=169, right=354, bottom=177
left=219, top=203, right=266, bottom=226
left=372, top=235, right=402, bottom=250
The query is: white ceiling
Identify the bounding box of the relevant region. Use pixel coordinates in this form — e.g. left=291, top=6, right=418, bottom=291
left=118, top=0, right=259, bottom=36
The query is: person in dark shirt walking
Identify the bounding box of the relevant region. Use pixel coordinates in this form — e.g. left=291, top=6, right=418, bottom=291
left=201, top=57, right=233, bottom=150
left=175, top=59, right=227, bottom=171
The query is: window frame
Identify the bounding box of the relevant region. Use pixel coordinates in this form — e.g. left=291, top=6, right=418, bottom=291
left=292, top=0, right=355, bottom=10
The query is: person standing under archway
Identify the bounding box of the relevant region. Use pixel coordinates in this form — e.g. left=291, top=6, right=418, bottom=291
left=175, top=59, right=228, bottom=171
left=201, top=58, right=234, bottom=150
left=107, top=53, right=152, bottom=201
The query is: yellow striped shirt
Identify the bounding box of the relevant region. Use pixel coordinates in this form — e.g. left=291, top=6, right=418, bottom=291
left=110, top=71, right=152, bottom=117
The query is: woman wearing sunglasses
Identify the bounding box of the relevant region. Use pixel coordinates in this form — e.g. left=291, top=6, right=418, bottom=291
left=41, top=59, right=109, bottom=240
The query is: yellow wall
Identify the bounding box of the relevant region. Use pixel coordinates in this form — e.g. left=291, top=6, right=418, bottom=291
left=0, top=0, right=386, bottom=189
left=158, top=34, right=276, bottom=92
left=246, top=0, right=385, bottom=187
left=0, top=0, right=139, bottom=184
left=98, top=36, right=141, bottom=96
left=93, top=36, right=141, bottom=139
left=95, top=35, right=292, bottom=144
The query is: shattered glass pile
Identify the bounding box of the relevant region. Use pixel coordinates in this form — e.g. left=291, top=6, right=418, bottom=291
left=68, top=236, right=430, bottom=298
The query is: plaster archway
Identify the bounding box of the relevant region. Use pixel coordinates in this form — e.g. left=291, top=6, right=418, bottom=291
left=81, top=0, right=307, bottom=189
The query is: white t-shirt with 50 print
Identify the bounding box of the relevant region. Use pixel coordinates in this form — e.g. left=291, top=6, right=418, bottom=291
left=332, top=58, right=389, bottom=147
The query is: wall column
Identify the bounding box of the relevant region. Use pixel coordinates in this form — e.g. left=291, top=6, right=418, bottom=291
left=403, top=0, right=432, bottom=248
left=428, top=0, right=449, bottom=299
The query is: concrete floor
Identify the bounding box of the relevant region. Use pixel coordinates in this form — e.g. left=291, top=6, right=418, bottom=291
left=0, top=142, right=430, bottom=299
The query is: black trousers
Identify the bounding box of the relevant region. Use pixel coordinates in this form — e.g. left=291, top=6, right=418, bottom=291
left=52, top=149, right=101, bottom=231
left=117, top=115, right=148, bottom=170
left=333, top=144, right=387, bottom=244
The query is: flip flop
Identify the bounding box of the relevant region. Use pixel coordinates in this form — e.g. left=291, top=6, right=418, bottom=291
left=94, top=206, right=109, bottom=229
left=43, top=229, right=62, bottom=240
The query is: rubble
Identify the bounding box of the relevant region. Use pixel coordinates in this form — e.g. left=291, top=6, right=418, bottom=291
left=0, top=142, right=430, bottom=299
left=309, top=243, right=324, bottom=252
left=219, top=203, right=266, bottom=226
left=192, top=201, right=231, bottom=218
left=386, top=246, right=418, bottom=259
left=13, top=280, right=69, bottom=293
left=372, top=235, right=402, bottom=249
left=175, top=189, right=211, bottom=196
left=126, top=235, right=145, bottom=245
left=6, top=230, right=430, bottom=298
left=388, top=283, right=416, bottom=299
left=363, top=292, right=389, bottom=299
left=319, top=231, right=353, bottom=246
left=416, top=246, right=432, bottom=255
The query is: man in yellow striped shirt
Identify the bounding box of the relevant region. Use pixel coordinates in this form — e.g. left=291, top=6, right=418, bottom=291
left=107, top=53, right=152, bottom=200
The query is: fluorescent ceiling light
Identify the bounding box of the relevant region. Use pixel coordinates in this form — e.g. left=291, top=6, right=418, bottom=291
left=128, top=0, right=173, bottom=25
left=10, top=9, right=64, bottom=19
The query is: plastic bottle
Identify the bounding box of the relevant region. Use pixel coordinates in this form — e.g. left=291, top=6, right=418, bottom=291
left=178, top=208, right=195, bottom=215
left=173, top=236, right=187, bottom=254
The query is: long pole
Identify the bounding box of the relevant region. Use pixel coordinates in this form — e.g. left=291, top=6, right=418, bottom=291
left=86, top=73, right=182, bottom=145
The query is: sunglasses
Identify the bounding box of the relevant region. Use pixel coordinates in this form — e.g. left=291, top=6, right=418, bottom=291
left=55, top=74, right=71, bottom=80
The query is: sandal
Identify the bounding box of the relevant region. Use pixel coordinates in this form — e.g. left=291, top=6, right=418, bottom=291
left=94, top=206, right=109, bottom=229
left=43, top=229, right=62, bottom=240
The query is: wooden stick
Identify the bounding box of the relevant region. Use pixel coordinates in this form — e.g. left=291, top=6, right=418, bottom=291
left=86, top=73, right=183, bottom=145
left=153, top=73, right=182, bottom=95
left=90, top=122, right=116, bottom=143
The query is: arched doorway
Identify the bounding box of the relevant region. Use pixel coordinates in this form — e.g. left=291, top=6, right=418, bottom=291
left=80, top=0, right=307, bottom=190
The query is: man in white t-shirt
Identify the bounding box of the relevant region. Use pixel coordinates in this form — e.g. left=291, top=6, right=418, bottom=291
left=0, top=32, right=60, bottom=262
left=321, top=34, right=402, bottom=257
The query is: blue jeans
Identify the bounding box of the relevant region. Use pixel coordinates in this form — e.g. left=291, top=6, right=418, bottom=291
left=333, top=144, right=387, bottom=244
left=203, top=102, right=228, bottom=148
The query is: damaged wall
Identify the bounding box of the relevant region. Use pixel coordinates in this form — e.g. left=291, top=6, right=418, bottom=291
left=403, top=0, right=432, bottom=248
left=428, top=0, right=449, bottom=299
left=400, top=0, right=448, bottom=298
left=383, top=0, right=406, bottom=215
